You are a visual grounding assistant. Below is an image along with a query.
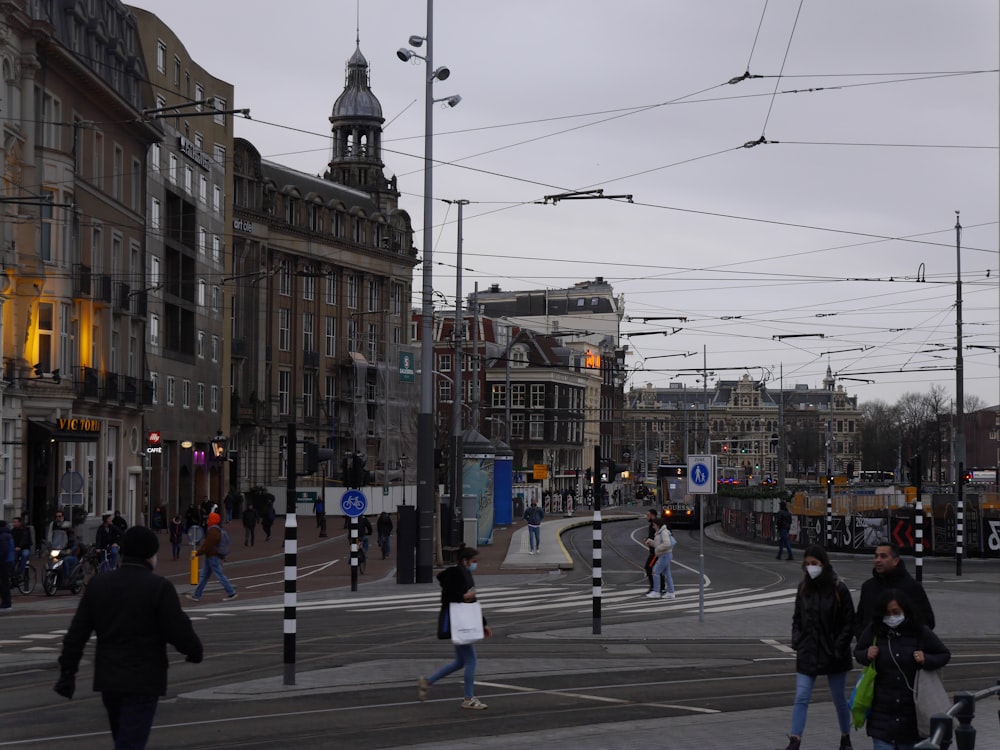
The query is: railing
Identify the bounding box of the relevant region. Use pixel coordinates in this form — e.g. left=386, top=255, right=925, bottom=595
left=915, top=684, right=1000, bottom=749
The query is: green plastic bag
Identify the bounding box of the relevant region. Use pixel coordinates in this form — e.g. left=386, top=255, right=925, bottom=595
left=850, top=638, right=878, bottom=729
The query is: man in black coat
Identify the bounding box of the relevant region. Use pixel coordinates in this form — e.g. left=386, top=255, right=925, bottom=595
left=854, top=542, right=935, bottom=637
left=55, top=526, right=203, bottom=748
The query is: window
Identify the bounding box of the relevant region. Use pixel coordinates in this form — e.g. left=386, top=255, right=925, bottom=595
left=150, top=372, right=159, bottom=405
left=198, top=227, right=207, bottom=255
left=212, top=235, right=221, bottom=263
left=303, top=313, right=314, bottom=352
left=511, top=413, right=524, bottom=439
left=511, top=384, right=525, bottom=407
left=36, top=302, right=53, bottom=371
left=213, top=96, right=226, bottom=124
left=173, top=56, right=181, bottom=86
left=155, top=40, right=166, bottom=73
left=302, top=374, right=314, bottom=417
left=213, top=185, right=221, bottom=213
left=510, top=346, right=528, bottom=368
left=278, top=308, right=290, bottom=351
left=302, top=266, right=315, bottom=300
left=438, top=378, right=452, bottom=403
left=278, top=370, right=290, bottom=415
left=491, top=384, right=506, bottom=408
left=197, top=382, right=205, bottom=411
left=212, top=286, right=220, bottom=312
left=149, top=255, right=160, bottom=286
left=39, top=189, right=55, bottom=262
left=530, top=384, right=545, bottom=408
left=166, top=376, right=175, bottom=405
left=182, top=379, right=191, bottom=408
left=347, top=319, right=359, bottom=352
left=150, top=314, right=160, bottom=345
left=529, top=413, right=544, bottom=440
left=112, top=145, right=123, bottom=200
left=210, top=385, right=219, bottom=413
left=391, top=283, right=403, bottom=315
left=347, top=275, right=359, bottom=308
left=278, top=435, right=287, bottom=478
left=197, top=331, right=205, bottom=358
left=194, top=132, right=203, bottom=148
left=131, top=158, right=141, bottom=210
left=184, top=166, right=192, bottom=194
left=367, top=279, right=379, bottom=312
left=194, top=83, right=204, bottom=111
left=41, top=91, right=61, bottom=149
left=150, top=143, right=160, bottom=172
left=211, top=335, right=219, bottom=362
left=60, top=303, right=71, bottom=372
left=438, top=353, right=452, bottom=373
left=198, top=279, right=206, bottom=307
left=314, top=316, right=330, bottom=360
left=278, top=262, right=291, bottom=296
left=213, top=144, right=226, bottom=167
left=168, top=153, right=177, bottom=183
left=325, top=273, right=337, bottom=305
left=93, top=131, right=103, bottom=186
left=199, top=175, right=207, bottom=204
left=367, top=323, right=378, bottom=361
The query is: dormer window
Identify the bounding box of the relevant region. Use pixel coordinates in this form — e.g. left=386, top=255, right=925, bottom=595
left=510, top=345, right=528, bottom=368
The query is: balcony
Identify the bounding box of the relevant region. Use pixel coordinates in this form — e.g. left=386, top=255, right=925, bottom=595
left=96, top=274, right=113, bottom=304
left=123, top=375, right=138, bottom=405
left=73, top=264, right=92, bottom=297
left=103, top=371, right=119, bottom=401
left=303, top=350, right=319, bottom=368
left=117, top=283, right=131, bottom=312
left=78, top=367, right=99, bottom=399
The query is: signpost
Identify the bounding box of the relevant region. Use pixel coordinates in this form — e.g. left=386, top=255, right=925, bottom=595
left=341, top=489, right=368, bottom=593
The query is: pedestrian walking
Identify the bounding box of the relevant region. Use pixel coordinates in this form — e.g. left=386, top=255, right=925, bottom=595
left=778, top=544, right=855, bottom=750
left=359, top=514, right=373, bottom=553
left=54, top=526, right=203, bottom=749
left=776, top=500, right=794, bottom=560
left=854, top=589, right=951, bottom=750
left=260, top=501, right=275, bottom=542
left=111, top=510, right=128, bottom=534
left=314, top=497, right=327, bottom=538
left=242, top=503, right=258, bottom=547
left=0, top=520, right=13, bottom=612
left=523, top=498, right=544, bottom=554
left=377, top=512, right=393, bottom=558
left=644, top=517, right=675, bottom=599
left=186, top=512, right=237, bottom=602
left=643, top=508, right=666, bottom=593
left=417, top=547, right=492, bottom=709
left=854, top=543, right=935, bottom=638
left=168, top=515, right=184, bottom=561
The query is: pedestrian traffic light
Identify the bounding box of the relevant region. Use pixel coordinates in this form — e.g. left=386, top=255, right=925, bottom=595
left=303, top=442, right=336, bottom=476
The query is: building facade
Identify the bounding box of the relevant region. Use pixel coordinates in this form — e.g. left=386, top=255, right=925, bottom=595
left=131, top=6, right=234, bottom=522
left=229, top=45, right=417, bottom=498
left=1, top=0, right=160, bottom=534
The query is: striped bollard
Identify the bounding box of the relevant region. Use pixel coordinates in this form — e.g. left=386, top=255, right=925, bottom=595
left=350, top=517, right=359, bottom=592
left=593, top=508, right=602, bottom=635
left=283, top=423, right=298, bottom=686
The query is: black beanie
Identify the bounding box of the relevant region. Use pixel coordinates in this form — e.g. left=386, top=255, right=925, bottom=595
left=121, top=526, right=159, bottom=560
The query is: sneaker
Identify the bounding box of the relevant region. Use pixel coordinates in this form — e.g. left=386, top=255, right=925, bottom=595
left=224, top=592, right=238, bottom=601
left=461, top=697, right=487, bottom=710
left=185, top=593, right=201, bottom=602
left=417, top=677, right=429, bottom=702
left=661, top=592, right=676, bottom=599
left=645, top=591, right=661, bottom=599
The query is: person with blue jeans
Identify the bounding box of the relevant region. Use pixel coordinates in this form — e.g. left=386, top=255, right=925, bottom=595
left=186, top=512, right=236, bottom=602
left=418, top=547, right=492, bottom=709
left=523, top=498, right=544, bottom=554
left=645, top=517, right=675, bottom=599
left=776, top=500, right=794, bottom=560
left=780, top=544, right=855, bottom=750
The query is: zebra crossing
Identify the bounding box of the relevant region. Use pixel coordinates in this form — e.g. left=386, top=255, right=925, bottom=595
left=201, top=584, right=798, bottom=617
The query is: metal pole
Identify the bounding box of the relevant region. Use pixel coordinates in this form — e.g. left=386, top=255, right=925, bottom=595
left=699, top=346, right=707, bottom=623
left=779, top=363, right=786, bottom=491
left=451, top=200, right=467, bottom=551
left=415, top=0, right=436, bottom=584
left=350, top=516, right=359, bottom=592
left=914, top=454, right=923, bottom=583
left=283, top=423, right=297, bottom=686
left=826, top=380, right=834, bottom=547
left=592, top=445, right=602, bottom=635
left=954, top=212, right=964, bottom=577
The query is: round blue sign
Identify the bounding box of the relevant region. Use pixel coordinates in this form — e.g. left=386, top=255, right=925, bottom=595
left=690, top=462, right=711, bottom=487
left=341, top=489, right=368, bottom=518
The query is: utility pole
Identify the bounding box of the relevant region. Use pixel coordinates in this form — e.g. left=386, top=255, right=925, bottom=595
left=954, top=212, right=965, bottom=577
left=448, top=199, right=468, bottom=552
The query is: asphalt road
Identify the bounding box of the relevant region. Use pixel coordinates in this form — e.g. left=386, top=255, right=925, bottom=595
left=1, top=521, right=997, bottom=749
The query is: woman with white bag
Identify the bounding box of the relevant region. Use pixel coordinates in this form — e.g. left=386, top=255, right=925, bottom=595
left=418, top=547, right=492, bottom=709
left=644, top=517, right=675, bottom=599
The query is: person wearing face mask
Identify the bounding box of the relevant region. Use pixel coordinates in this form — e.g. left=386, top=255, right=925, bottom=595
left=854, top=589, right=950, bottom=750
left=779, top=544, right=855, bottom=750
left=418, top=547, right=492, bottom=710
left=854, top=543, right=935, bottom=639
left=54, top=526, right=203, bottom=749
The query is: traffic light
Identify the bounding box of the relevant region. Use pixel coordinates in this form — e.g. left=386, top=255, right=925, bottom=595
left=602, top=459, right=628, bottom=480
left=585, top=468, right=592, bottom=484
left=303, top=442, right=336, bottom=476
left=351, top=452, right=368, bottom=487
left=962, top=470, right=972, bottom=485
left=722, top=444, right=729, bottom=453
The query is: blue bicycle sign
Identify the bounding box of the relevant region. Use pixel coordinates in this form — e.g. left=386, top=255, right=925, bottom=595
left=341, top=489, right=368, bottom=518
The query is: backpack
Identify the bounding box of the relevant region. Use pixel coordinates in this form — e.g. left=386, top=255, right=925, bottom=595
left=213, top=525, right=232, bottom=557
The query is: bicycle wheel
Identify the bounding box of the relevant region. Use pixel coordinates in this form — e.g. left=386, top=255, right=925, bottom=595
left=18, top=565, right=36, bottom=595
left=82, top=556, right=99, bottom=586
left=43, top=570, right=57, bottom=596
left=69, top=567, right=84, bottom=595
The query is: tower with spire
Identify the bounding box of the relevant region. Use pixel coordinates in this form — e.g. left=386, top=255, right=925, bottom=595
left=327, top=39, right=399, bottom=212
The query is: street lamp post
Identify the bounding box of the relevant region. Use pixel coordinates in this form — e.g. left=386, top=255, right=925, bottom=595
left=399, top=1, right=461, bottom=584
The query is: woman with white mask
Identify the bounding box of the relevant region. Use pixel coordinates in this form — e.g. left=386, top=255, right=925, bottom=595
left=778, top=544, right=855, bottom=750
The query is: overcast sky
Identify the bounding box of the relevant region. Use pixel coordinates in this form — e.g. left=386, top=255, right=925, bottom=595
left=132, top=0, right=999, bottom=408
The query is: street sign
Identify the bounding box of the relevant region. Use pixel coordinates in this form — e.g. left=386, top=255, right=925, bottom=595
left=533, top=464, right=548, bottom=480
left=687, top=454, right=716, bottom=495
left=340, top=489, right=368, bottom=517
left=399, top=351, right=415, bottom=383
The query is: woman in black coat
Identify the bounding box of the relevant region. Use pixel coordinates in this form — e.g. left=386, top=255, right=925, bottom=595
left=417, top=547, right=491, bottom=710
left=854, top=588, right=950, bottom=749
left=780, top=544, right=855, bottom=750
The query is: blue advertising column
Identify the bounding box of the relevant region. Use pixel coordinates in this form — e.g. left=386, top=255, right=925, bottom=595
left=493, top=440, right=513, bottom=526
left=462, top=429, right=495, bottom=546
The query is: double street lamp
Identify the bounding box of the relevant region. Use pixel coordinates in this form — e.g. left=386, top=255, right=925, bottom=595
left=398, top=1, right=461, bottom=584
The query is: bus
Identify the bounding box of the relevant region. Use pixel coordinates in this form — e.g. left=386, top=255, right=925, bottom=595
left=656, top=464, right=698, bottom=527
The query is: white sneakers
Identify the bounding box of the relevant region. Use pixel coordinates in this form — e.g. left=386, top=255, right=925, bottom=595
left=645, top=591, right=676, bottom=599
left=645, top=591, right=660, bottom=599
left=661, top=592, right=676, bottom=599
left=528, top=549, right=539, bottom=555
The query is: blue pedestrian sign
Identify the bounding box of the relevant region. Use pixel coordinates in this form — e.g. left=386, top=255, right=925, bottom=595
left=686, top=454, right=717, bottom=495
left=341, top=489, right=368, bottom=517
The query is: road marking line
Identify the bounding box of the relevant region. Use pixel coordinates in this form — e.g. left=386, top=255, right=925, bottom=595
left=761, top=638, right=795, bottom=654
left=640, top=702, right=720, bottom=713
left=476, top=680, right=629, bottom=704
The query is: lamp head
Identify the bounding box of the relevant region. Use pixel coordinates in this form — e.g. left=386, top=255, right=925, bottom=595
left=408, top=35, right=425, bottom=47
left=444, top=95, right=462, bottom=108
left=396, top=48, right=415, bottom=62
left=432, top=66, right=450, bottom=81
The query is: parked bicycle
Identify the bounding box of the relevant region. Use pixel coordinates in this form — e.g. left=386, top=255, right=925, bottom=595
left=81, top=547, right=116, bottom=585
left=9, top=560, right=37, bottom=595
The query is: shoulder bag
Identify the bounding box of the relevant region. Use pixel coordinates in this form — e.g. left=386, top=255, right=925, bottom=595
left=849, top=636, right=877, bottom=729
left=914, top=667, right=951, bottom=737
